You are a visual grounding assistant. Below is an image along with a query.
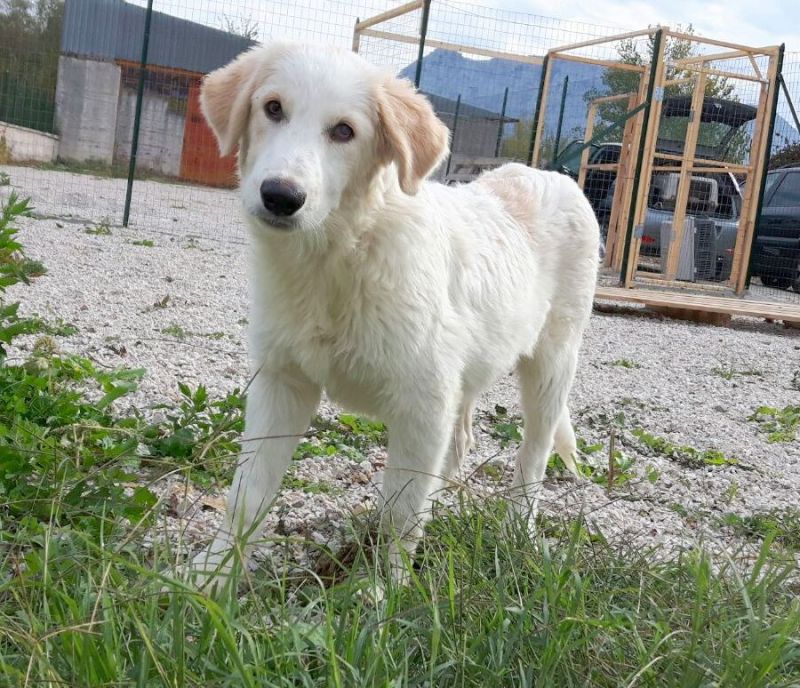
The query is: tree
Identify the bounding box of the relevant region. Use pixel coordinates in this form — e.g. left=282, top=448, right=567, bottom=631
left=769, top=141, right=800, bottom=169
left=221, top=15, right=259, bottom=42
left=0, top=0, right=64, bottom=132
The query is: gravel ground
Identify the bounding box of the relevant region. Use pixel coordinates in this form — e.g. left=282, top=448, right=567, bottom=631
left=3, top=165, right=800, bottom=572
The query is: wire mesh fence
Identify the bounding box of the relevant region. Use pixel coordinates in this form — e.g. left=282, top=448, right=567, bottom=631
left=0, top=0, right=799, bottom=303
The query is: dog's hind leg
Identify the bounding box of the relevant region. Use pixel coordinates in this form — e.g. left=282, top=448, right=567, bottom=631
left=509, top=326, right=581, bottom=522
left=553, top=406, right=581, bottom=477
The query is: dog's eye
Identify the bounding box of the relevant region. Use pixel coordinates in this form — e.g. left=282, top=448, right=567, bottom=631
left=330, top=122, right=354, bottom=143
left=265, top=100, right=283, bottom=122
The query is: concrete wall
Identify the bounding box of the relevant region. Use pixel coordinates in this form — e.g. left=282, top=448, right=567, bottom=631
left=0, top=121, right=59, bottom=163
left=55, top=56, right=121, bottom=165
left=114, top=88, right=185, bottom=177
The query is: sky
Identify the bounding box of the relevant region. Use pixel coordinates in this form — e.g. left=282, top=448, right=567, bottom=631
left=491, top=0, right=796, bottom=51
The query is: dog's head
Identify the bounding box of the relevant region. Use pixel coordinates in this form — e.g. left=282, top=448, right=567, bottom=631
left=201, top=43, right=450, bottom=232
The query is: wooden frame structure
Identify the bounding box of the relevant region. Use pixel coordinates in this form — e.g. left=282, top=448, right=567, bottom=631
left=353, top=2, right=797, bottom=323
left=532, top=28, right=795, bottom=321
left=352, top=0, right=544, bottom=66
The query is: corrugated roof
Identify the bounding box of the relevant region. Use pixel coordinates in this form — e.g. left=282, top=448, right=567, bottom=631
left=61, top=0, right=254, bottom=74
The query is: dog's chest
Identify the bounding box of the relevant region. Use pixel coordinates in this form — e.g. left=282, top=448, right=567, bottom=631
left=272, top=266, right=408, bottom=408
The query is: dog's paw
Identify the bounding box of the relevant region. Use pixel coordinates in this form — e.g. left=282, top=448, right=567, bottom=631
left=161, top=547, right=240, bottom=596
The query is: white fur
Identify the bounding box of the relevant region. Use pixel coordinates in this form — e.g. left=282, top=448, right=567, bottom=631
left=190, top=43, right=599, bottom=583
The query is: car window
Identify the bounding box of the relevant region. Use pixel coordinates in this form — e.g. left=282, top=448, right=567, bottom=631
left=767, top=171, right=800, bottom=207
left=762, top=171, right=780, bottom=198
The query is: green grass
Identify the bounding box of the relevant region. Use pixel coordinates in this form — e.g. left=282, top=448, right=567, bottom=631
left=632, top=428, right=740, bottom=469
left=294, top=414, right=386, bottom=462
left=1, top=501, right=799, bottom=686
left=749, top=405, right=800, bottom=443
left=606, top=358, right=642, bottom=369
left=129, top=239, right=155, bottom=248
left=721, top=510, right=800, bottom=551
left=711, top=362, right=762, bottom=380
left=161, top=323, right=189, bottom=340
left=84, top=220, right=112, bottom=236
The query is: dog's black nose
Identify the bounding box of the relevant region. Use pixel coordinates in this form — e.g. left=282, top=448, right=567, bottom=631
left=260, top=179, right=306, bottom=217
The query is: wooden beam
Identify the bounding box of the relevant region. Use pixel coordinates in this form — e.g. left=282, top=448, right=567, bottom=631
left=665, top=31, right=779, bottom=57
left=692, top=66, right=767, bottom=84
left=552, top=52, right=646, bottom=73
left=663, top=71, right=708, bottom=280
left=609, top=90, right=646, bottom=270
left=355, top=0, right=423, bottom=31
left=748, top=54, right=764, bottom=80
left=649, top=163, right=752, bottom=175
left=590, top=92, right=638, bottom=104
left=359, top=28, right=544, bottom=64
left=550, top=27, right=660, bottom=55
left=583, top=163, right=623, bottom=172
left=674, top=48, right=756, bottom=65
left=594, top=286, right=800, bottom=324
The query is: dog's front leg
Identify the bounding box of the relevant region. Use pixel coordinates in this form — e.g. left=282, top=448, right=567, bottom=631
left=380, top=404, right=454, bottom=582
left=188, top=367, right=321, bottom=586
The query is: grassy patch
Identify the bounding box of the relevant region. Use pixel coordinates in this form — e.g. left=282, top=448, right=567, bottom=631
left=485, top=404, right=523, bottom=448
left=294, top=414, right=386, bottom=462
left=721, top=510, right=800, bottom=551
left=605, top=358, right=642, bottom=369
left=283, top=474, right=340, bottom=495
left=84, top=219, right=112, bottom=236
left=129, top=238, right=155, bottom=247
left=1, top=502, right=799, bottom=686
left=632, top=428, right=740, bottom=469
left=749, top=405, right=800, bottom=443
left=34, top=316, right=78, bottom=337
left=161, top=323, right=189, bottom=339
left=712, top=362, right=762, bottom=380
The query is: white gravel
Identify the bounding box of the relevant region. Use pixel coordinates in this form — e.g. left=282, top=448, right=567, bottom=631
left=3, top=164, right=799, bottom=571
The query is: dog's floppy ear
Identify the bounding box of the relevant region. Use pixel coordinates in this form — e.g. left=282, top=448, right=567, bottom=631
left=200, top=47, right=263, bottom=157
left=377, top=77, right=450, bottom=195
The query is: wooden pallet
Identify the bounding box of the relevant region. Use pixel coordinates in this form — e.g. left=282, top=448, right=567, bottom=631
left=595, top=286, right=800, bottom=326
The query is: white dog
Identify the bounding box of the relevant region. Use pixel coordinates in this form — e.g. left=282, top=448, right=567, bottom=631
left=189, top=42, right=599, bottom=582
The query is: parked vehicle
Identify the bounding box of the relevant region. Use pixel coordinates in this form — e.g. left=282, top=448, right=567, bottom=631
left=552, top=96, right=756, bottom=282
left=750, top=166, right=800, bottom=291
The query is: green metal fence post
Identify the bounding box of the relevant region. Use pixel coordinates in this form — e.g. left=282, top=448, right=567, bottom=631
left=552, top=75, right=569, bottom=166
left=745, top=43, right=785, bottom=289
left=122, top=0, right=154, bottom=228
left=445, top=94, right=461, bottom=177
left=527, top=54, right=549, bottom=166
left=414, top=0, right=432, bottom=88
left=618, top=28, right=664, bottom=284
left=494, top=86, right=509, bottom=158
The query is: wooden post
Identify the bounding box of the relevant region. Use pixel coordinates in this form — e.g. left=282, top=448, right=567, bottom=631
left=352, top=19, right=361, bottom=53
left=663, top=69, right=708, bottom=281
left=607, top=87, right=646, bottom=270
